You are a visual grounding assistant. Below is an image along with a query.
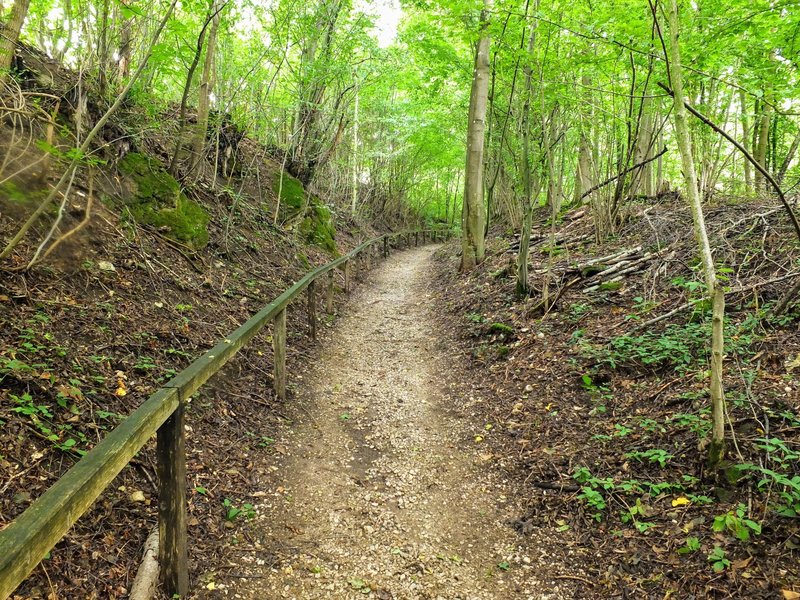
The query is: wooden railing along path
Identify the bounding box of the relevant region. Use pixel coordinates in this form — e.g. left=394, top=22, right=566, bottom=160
left=0, top=228, right=448, bottom=599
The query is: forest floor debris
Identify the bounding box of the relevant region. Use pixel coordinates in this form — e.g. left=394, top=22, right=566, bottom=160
left=434, top=198, right=800, bottom=598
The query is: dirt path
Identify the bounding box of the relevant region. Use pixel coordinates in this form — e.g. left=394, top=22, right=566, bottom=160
left=212, top=246, right=563, bottom=599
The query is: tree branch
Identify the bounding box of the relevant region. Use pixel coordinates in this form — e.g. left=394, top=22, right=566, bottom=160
left=579, top=145, right=668, bottom=201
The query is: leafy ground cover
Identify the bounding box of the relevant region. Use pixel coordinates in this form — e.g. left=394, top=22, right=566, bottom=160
left=433, top=198, right=800, bottom=598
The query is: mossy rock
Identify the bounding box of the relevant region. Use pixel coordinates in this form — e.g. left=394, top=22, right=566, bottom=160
left=118, top=152, right=209, bottom=248
left=299, top=199, right=337, bottom=256
left=272, top=173, right=306, bottom=212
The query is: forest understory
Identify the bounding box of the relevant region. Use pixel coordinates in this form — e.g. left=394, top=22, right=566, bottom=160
left=433, top=199, right=800, bottom=598
left=0, top=42, right=397, bottom=599
left=2, top=0, right=800, bottom=596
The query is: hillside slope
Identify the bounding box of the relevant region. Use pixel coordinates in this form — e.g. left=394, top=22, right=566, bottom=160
left=433, top=199, right=800, bottom=598
left=0, top=43, right=396, bottom=599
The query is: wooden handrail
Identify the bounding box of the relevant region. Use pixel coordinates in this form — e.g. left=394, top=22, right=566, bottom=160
left=0, top=228, right=449, bottom=599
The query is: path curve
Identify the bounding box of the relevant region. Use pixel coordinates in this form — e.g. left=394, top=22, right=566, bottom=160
left=215, top=246, right=557, bottom=600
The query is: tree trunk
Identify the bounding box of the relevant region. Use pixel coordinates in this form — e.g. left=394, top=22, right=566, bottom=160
left=169, top=0, right=220, bottom=176
left=351, top=81, right=359, bottom=215
left=631, top=95, right=654, bottom=197
left=739, top=89, right=752, bottom=192
left=98, top=0, right=110, bottom=95
left=460, top=0, right=492, bottom=271
left=189, top=2, right=221, bottom=176
left=289, top=0, right=342, bottom=186
left=118, top=1, right=132, bottom=82
left=754, top=94, right=772, bottom=192
left=667, top=0, right=725, bottom=470
left=515, top=1, right=538, bottom=296
left=574, top=75, right=594, bottom=204
left=0, top=0, right=31, bottom=77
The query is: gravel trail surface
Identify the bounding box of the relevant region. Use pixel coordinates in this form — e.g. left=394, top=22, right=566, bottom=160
left=217, top=246, right=563, bottom=599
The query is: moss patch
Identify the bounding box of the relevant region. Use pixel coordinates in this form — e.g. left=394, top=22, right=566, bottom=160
left=118, top=152, right=209, bottom=248
left=299, top=199, right=337, bottom=256
left=272, top=173, right=306, bottom=212
left=0, top=181, right=45, bottom=204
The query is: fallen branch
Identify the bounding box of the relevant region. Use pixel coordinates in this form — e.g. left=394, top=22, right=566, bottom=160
left=577, top=246, right=643, bottom=270
left=624, top=271, right=800, bottom=333
left=528, top=277, right=581, bottom=314
left=531, top=481, right=580, bottom=493
left=129, top=528, right=159, bottom=600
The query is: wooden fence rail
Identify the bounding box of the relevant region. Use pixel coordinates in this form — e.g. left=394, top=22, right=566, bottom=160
left=0, top=227, right=449, bottom=599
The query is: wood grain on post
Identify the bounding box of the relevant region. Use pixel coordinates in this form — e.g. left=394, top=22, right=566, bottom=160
left=344, top=260, right=350, bottom=292
left=326, top=270, right=334, bottom=314
left=273, top=309, right=287, bottom=400
left=156, top=403, right=188, bottom=598
left=307, top=280, right=317, bottom=340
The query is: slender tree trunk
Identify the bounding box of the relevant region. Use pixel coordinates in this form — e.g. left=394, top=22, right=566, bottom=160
left=0, top=0, right=31, bottom=77
left=190, top=2, right=221, bottom=176
left=169, top=0, right=220, bottom=176
left=98, top=0, right=110, bottom=95
left=667, top=0, right=725, bottom=470
left=574, top=75, right=594, bottom=203
left=460, top=0, right=492, bottom=271
left=351, top=81, right=359, bottom=215
left=631, top=95, right=654, bottom=197
left=777, top=132, right=800, bottom=186
left=450, top=169, right=460, bottom=227
left=739, top=89, right=752, bottom=192
left=545, top=105, right=560, bottom=214
left=754, top=94, right=772, bottom=192
left=516, top=2, right=538, bottom=296
left=118, top=1, right=132, bottom=82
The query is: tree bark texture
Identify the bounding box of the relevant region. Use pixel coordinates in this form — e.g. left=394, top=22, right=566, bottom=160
left=461, top=0, right=492, bottom=271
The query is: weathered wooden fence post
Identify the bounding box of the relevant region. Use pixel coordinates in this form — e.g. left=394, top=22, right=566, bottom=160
left=156, top=405, right=188, bottom=598
left=415, top=232, right=419, bottom=246
left=307, top=280, right=317, bottom=340
left=273, top=309, right=286, bottom=400
left=344, top=260, right=350, bottom=293
left=326, top=270, right=334, bottom=314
